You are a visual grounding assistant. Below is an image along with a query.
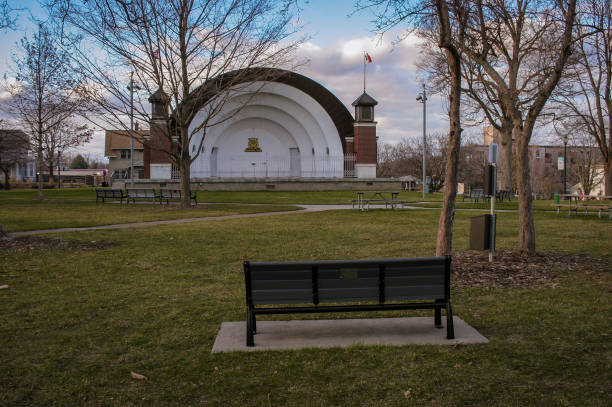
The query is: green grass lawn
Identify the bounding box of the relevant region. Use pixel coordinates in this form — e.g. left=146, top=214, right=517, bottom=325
left=1, top=206, right=611, bottom=405
left=0, top=189, right=304, bottom=232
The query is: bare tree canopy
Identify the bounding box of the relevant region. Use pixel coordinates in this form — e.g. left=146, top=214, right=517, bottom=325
left=2, top=24, right=90, bottom=199
left=0, top=0, right=19, bottom=31
left=553, top=0, right=611, bottom=195
left=49, top=0, right=302, bottom=206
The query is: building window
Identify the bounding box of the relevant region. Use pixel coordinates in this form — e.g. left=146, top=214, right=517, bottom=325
left=545, top=153, right=552, bottom=164
left=535, top=151, right=540, bottom=159
left=120, top=150, right=131, bottom=159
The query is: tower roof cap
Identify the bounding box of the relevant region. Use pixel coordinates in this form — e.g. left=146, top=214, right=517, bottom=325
left=352, top=92, right=378, bottom=106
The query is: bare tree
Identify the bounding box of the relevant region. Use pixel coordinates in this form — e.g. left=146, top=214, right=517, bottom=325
left=359, top=0, right=464, bottom=255
left=50, top=0, right=301, bottom=207
left=553, top=0, right=611, bottom=195
left=43, top=121, right=93, bottom=182
left=0, top=0, right=18, bottom=31
left=418, top=33, right=515, bottom=191
left=567, top=135, right=603, bottom=195
left=0, top=127, right=29, bottom=189
left=3, top=24, right=88, bottom=199
left=443, top=0, right=578, bottom=255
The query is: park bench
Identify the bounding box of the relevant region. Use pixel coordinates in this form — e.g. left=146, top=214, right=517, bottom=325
left=126, top=188, right=160, bottom=204
left=462, top=188, right=488, bottom=203
left=352, top=191, right=406, bottom=210
left=158, top=189, right=198, bottom=205
left=496, top=190, right=512, bottom=202
left=95, top=188, right=128, bottom=204
left=577, top=202, right=612, bottom=218
left=243, top=256, right=454, bottom=347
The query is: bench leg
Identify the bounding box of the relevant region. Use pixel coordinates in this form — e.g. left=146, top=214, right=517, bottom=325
left=445, top=302, right=455, bottom=339
left=246, top=308, right=255, bottom=347
left=435, top=300, right=443, bottom=328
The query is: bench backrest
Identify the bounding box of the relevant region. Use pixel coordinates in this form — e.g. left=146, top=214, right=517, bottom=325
left=160, top=189, right=182, bottom=199
left=96, top=189, right=125, bottom=198
left=245, top=256, right=450, bottom=306
left=127, top=188, right=157, bottom=198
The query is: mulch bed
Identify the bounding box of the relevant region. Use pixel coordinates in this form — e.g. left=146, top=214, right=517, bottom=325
left=0, top=235, right=116, bottom=252
left=452, top=250, right=611, bottom=288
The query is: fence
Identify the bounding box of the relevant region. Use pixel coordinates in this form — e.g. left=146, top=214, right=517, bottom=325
left=191, top=154, right=356, bottom=178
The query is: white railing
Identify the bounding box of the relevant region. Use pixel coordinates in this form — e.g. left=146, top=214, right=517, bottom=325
left=171, top=165, right=181, bottom=179
left=191, top=154, right=354, bottom=178
left=344, top=153, right=356, bottom=178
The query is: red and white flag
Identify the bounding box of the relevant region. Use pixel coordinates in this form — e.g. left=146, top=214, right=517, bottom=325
left=364, top=52, right=372, bottom=63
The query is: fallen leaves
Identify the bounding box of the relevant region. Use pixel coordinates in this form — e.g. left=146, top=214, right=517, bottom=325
left=452, top=250, right=611, bottom=288
left=0, top=236, right=117, bottom=252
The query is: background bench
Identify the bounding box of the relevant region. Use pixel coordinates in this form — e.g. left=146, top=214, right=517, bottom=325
left=244, top=256, right=454, bottom=347
left=95, top=188, right=127, bottom=204
left=462, top=188, right=488, bottom=203
left=159, top=189, right=197, bottom=205
left=126, top=188, right=159, bottom=204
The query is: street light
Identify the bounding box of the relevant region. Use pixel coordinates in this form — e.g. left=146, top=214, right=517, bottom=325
left=127, top=72, right=142, bottom=188
left=562, top=135, right=568, bottom=195
left=416, top=83, right=427, bottom=200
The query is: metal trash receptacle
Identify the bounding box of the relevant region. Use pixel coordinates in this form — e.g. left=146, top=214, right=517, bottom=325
left=470, top=215, right=491, bottom=250
left=554, top=193, right=560, bottom=204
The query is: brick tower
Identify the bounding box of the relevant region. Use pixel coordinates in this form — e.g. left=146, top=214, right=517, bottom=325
left=352, top=92, right=378, bottom=178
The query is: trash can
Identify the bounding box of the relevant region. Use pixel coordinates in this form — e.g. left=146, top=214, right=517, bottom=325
left=470, top=215, right=491, bottom=250
left=553, top=193, right=560, bottom=204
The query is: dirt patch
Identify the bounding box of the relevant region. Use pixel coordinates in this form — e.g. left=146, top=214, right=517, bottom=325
left=452, top=250, right=611, bottom=288
left=0, top=236, right=117, bottom=252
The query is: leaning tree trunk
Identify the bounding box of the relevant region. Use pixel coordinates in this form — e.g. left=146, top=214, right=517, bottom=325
left=435, top=0, right=462, bottom=256
left=515, top=130, right=536, bottom=255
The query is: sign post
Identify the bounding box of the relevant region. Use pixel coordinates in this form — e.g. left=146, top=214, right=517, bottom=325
left=488, top=144, right=498, bottom=262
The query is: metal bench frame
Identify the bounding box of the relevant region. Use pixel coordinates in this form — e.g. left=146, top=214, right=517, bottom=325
left=126, top=188, right=160, bottom=204
left=95, top=188, right=127, bottom=204
left=158, top=189, right=197, bottom=205
left=244, top=256, right=454, bottom=347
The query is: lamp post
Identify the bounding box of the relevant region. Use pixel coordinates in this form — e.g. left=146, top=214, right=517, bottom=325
left=562, top=135, right=568, bottom=195
left=416, top=83, right=427, bottom=200
left=127, top=72, right=141, bottom=188
left=57, top=148, right=61, bottom=189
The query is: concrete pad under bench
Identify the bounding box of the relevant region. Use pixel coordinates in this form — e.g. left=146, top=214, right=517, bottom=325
left=211, top=316, right=488, bottom=353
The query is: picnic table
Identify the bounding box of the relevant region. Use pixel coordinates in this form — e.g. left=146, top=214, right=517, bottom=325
left=553, top=194, right=612, bottom=218
left=352, top=191, right=404, bottom=211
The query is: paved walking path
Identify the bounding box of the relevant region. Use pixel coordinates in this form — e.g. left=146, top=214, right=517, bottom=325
left=11, top=203, right=516, bottom=236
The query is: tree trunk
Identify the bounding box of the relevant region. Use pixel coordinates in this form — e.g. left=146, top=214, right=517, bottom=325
left=435, top=0, right=461, bottom=256
left=179, top=158, right=191, bottom=208
left=1, top=169, right=9, bottom=190
left=436, top=126, right=461, bottom=256
left=498, top=126, right=513, bottom=191
left=48, top=161, right=55, bottom=185
left=515, top=129, right=536, bottom=255
left=37, top=149, right=44, bottom=200
left=606, top=158, right=612, bottom=196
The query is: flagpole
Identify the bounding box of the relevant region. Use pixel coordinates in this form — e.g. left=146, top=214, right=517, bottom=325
left=363, top=52, right=366, bottom=92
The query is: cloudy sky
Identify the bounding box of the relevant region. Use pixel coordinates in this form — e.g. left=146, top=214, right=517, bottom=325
left=1, top=0, right=462, bottom=160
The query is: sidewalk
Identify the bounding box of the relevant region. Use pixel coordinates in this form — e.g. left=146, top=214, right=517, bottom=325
left=11, top=203, right=516, bottom=236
